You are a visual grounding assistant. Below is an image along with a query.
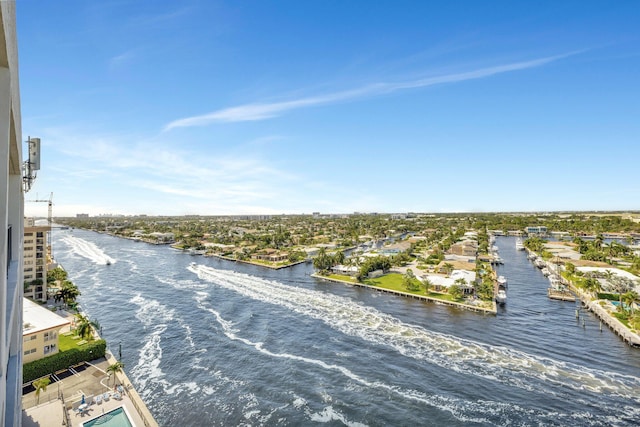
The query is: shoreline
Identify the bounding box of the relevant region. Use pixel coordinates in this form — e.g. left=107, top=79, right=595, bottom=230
left=205, top=252, right=308, bottom=269
left=526, top=248, right=640, bottom=348
left=311, top=273, right=497, bottom=314
left=47, top=273, right=160, bottom=425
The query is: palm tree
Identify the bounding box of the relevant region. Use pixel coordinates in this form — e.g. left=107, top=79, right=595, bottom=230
left=54, top=281, right=80, bottom=309
left=422, top=278, right=433, bottom=294
left=75, top=313, right=101, bottom=340
left=442, top=263, right=454, bottom=276
left=622, top=291, right=638, bottom=314
left=583, top=277, right=601, bottom=295
left=33, top=377, right=50, bottom=405
left=106, top=361, right=125, bottom=385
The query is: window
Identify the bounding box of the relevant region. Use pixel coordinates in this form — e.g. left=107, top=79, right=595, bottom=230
left=44, top=345, right=50, bottom=355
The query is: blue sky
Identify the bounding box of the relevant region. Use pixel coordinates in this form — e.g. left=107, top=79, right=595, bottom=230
left=18, top=0, right=640, bottom=217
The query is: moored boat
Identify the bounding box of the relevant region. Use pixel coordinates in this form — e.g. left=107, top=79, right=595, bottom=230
left=497, top=275, right=508, bottom=288
left=496, top=287, right=507, bottom=305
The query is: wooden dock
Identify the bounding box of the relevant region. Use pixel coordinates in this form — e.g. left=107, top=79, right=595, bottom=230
left=564, top=281, right=640, bottom=348
left=585, top=300, right=640, bottom=347
left=547, top=288, right=576, bottom=301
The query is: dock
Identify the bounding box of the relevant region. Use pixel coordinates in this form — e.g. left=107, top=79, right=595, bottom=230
left=585, top=299, right=640, bottom=347
left=547, top=288, right=576, bottom=301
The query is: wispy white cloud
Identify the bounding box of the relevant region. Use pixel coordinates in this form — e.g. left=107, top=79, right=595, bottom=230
left=109, top=50, right=136, bottom=71
left=37, top=126, right=301, bottom=215
left=164, top=52, right=580, bottom=131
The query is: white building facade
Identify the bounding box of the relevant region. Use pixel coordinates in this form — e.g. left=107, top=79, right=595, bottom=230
left=1, top=2, right=25, bottom=424
left=23, top=220, right=50, bottom=302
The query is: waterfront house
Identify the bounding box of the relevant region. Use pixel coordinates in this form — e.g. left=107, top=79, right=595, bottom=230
left=331, top=265, right=359, bottom=276
left=525, top=226, right=548, bottom=236
left=252, top=249, right=288, bottom=262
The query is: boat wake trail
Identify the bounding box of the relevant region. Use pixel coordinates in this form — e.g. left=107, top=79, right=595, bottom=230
left=192, top=286, right=638, bottom=426
left=60, top=235, right=115, bottom=265
left=188, top=264, right=640, bottom=405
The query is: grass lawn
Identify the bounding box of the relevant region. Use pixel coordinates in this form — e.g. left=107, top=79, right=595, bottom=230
left=326, top=274, right=358, bottom=283
left=364, top=273, right=459, bottom=302
left=58, top=333, right=79, bottom=351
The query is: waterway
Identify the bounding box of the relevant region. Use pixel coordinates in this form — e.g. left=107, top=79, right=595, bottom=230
left=52, top=230, right=640, bottom=426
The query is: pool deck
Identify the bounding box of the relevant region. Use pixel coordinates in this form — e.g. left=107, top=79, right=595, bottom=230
left=67, top=393, right=146, bottom=427
left=22, top=355, right=158, bottom=427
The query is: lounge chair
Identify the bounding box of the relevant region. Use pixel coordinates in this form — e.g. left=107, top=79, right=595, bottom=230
left=94, top=395, right=102, bottom=405
left=113, top=392, right=122, bottom=400
left=103, top=392, right=110, bottom=401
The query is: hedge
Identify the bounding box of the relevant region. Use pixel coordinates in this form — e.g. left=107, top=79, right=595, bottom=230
left=23, top=339, right=106, bottom=384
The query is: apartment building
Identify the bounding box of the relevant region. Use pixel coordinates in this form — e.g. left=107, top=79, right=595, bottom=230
left=23, top=219, right=50, bottom=302
left=1, top=2, right=25, bottom=424
left=22, top=299, right=70, bottom=364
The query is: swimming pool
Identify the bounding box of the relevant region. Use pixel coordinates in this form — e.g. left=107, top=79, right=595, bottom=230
left=81, top=406, right=134, bottom=427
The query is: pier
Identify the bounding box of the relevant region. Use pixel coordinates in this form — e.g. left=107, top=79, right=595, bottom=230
left=584, top=299, right=640, bottom=347
left=547, top=288, right=576, bottom=301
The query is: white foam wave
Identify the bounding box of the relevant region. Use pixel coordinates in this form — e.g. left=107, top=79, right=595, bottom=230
left=191, top=293, right=544, bottom=425
left=308, top=406, right=368, bottom=427
left=188, top=264, right=640, bottom=403
left=59, top=235, right=115, bottom=265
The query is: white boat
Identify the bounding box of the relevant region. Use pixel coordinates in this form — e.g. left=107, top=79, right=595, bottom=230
left=496, top=287, right=507, bottom=305
left=515, top=238, right=525, bottom=251
left=497, top=275, right=507, bottom=288
left=188, top=248, right=207, bottom=255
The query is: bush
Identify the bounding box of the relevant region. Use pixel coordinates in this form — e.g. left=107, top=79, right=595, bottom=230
left=23, top=339, right=106, bottom=384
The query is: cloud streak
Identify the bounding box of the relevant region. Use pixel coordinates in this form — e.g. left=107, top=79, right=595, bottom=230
left=164, top=52, right=579, bottom=131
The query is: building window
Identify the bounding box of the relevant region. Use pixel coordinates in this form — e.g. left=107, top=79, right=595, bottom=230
left=44, top=345, right=50, bottom=355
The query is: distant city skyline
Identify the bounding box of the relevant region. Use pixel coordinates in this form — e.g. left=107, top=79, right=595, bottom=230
left=19, top=1, right=640, bottom=217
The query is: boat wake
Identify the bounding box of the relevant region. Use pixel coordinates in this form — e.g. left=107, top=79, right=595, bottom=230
left=190, top=280, right=640, bottom=426
left=59, top=235, right=115, bottom=265
left=187, top=264, right=640, bottom=405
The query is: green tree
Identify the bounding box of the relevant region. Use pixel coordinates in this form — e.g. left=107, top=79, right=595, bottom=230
left=54, top=281, right=81, bottom=309
left=33, top=377, right=51, bottom=404
left=75, top=313, right=101, bottom=341
left=564, top=262, right=576, bottom=275
left=106, top=361, right=125, bottom=385
left=403, top=269, right=421, bottom=292
left=422, top=277, right=433, bottom=294
left=622, top=291, right=638, bottom=314
left=583, top=277, right=601, bottom=296
left=442, top=263, right=454, bottom=276
left=313, top=248, right=333, bottom=273
left=448, top=284, right=463, bottom=300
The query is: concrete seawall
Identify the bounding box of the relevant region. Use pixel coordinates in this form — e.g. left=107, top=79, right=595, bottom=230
left=105, top=351, right=159, bottom=427
left=312, top=273, right=497, bottom=314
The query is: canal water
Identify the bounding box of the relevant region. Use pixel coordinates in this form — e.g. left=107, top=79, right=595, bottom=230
left=52, top=230, right=640, bottom=426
